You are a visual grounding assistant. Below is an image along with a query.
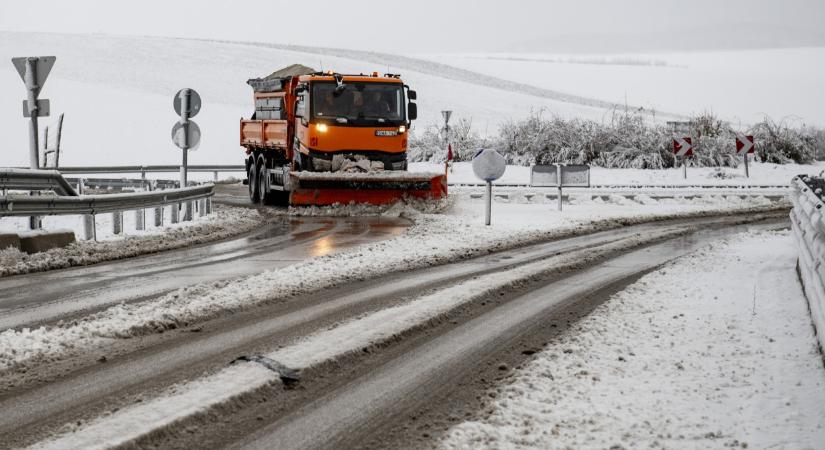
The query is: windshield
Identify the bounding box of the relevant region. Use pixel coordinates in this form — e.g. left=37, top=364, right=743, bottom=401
left=312, top=82, right=405, bottom=124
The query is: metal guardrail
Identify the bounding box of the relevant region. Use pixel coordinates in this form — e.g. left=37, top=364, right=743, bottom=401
left=65, top=177, right=179, bottom=191
left=0, top=185, right=214, bottom=216
left=449, top=182, right=790, bottom=189
left=0, top=167, right=217, bottom=241
left=789, top=175, right=825, bottom=353
left=55, top=165, right=245, bottom=175
left=0, top=168, right=78, bottom=196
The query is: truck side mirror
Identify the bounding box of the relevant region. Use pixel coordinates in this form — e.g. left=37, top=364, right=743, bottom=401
left=408, top=102, right=417, bottom=121
left=407, top=90, right=417, bottom=101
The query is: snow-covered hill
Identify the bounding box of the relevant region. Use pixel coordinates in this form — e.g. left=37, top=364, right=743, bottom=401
left=0, top=32, right=636, bottom=168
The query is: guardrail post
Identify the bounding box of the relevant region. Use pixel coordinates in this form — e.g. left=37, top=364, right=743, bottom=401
left=154, top=206, right=163, bottom=227
left=183, top=201, right=193, bottom=221
left=135, top=209, right=145, bottom=231
left=77, top=178, right=85, bottom=195
left=171, top=204, right=180, bottom=224
left=82, top=214, right=96, bottom=241
left=112, top=211, right=123, bottom=235
left=198, top=199, right=206, bottom=217
left=206, top=197, right=212, bottom=215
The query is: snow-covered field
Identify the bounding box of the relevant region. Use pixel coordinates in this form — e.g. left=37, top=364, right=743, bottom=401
left=0, top=32, right=620, bottom=170
left=2, top=32, right=822, bottom=174
left=440, top=230, right=825, bottom=449
left=421, top=48, right=825, bottom=127
left=0, top=204, right=263, bottom=277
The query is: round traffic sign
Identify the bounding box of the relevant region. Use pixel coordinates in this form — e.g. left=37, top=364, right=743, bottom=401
left=171, top=121, right=201, bottom=150
left=472, top=148, right=506, bottom=182
left=173, top=88, right=202, bottom=119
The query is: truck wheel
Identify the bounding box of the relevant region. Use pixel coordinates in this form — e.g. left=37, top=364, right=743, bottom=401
left=248, top=160, right=260, bottom=203
left=257, top=160, right=270, bottom=206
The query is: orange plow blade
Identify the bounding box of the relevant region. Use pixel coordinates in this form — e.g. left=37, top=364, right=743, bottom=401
left=289, top=172, right=448, bottom=207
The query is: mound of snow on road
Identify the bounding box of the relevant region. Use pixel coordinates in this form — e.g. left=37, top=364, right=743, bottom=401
left=0, top=205, right=264, bottom=278
left=441, top=230, right=825, bottom=449
left=0, top=193, right=787, bottom=374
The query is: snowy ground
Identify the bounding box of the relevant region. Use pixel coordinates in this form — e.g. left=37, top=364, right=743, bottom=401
left=412, top=161, right=820, bottom=187
left=440, top=230, right=825, bottom=450
left=0, top=204, right=264, bottom=277
left=0, top=191, right=786, bottom=373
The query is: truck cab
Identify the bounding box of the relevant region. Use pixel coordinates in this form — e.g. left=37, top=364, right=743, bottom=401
left=292, top=73, right=417, bottom=171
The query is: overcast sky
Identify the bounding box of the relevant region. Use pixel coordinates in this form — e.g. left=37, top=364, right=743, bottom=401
left=1, top=0, right=823, bottom=53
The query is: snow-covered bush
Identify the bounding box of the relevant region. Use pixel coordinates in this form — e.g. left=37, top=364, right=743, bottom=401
left=408, top=118, right=484, bottom=163
left=410, top=110, right=821, bottom=168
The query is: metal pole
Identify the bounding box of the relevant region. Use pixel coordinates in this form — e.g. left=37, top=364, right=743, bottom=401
left=154, top=207, right=163, bottom=227
left=682, top=157, right=687, bottom=179
left=54, top=113, right=64, bottom=168
left=135, top=209, right=145, bottom=231
left=744, top=153, right=749, bottom=178
left=485, top=181, right=492, bottom=226
left=24, top=58, right=40, bottom=170
left=557, top=164, right=563, bottom=211
left=179, top=88, right=191, bottom=188
left=112, top=211, right=123, bottom=235
left=25, top=58, right=41, bottom=230
left=170, top=204, right=180, bottom=224
left=82, top=215, right=95, bottom=241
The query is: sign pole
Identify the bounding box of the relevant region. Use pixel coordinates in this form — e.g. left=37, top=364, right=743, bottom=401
left=744, top=153, right=749, bottom=178
left=485, top=181, right=492, bottom=226
left=179, top=88, right=190, bottom=188
left=682, top=156, right=687, bottom=179
left=557, top=164, right=563, bottom=211
left=25, top=58, right=40, bottom=170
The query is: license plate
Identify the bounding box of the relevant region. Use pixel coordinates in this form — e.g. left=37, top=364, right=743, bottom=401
left=375, top=130, right=398, bottom=137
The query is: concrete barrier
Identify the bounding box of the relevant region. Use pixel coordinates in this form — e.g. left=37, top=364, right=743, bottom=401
left=18, top=230, right=76, bottom=254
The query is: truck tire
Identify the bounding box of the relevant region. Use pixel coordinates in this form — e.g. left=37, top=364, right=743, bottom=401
left=257, top=160, right=270, bottom=206
left=248, top=160, right=260, bottom=203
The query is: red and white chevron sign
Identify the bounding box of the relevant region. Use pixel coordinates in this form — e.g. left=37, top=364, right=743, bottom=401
left=735, top=134, right=755, bottom=155
left=672, top=137, right=693, bottom=156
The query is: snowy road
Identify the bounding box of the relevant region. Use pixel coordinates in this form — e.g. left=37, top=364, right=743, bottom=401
left=0, top=212, right=790, bottom=449
left=0, top=215, right=410, bottom=330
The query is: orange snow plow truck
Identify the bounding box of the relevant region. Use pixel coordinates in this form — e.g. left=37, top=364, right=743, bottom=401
left=240, top=64, right=447, bottom=206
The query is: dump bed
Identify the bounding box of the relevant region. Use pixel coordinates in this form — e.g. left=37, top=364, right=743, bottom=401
left=240, top=119, right=288, bottom=149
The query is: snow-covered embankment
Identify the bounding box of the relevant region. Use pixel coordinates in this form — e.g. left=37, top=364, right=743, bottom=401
left=789, top=175, right=825, bottom=352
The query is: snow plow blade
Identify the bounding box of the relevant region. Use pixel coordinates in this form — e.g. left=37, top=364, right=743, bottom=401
left=289, top=172, right=448, bottom=207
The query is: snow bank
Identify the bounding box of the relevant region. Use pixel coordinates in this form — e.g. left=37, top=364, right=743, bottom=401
left=0, top=193, right=787, bottom=373
left=441, top=230, right=825, bottom=449
left=789, top=175, right=825, bottom=353
left=0, top=205, right=264, bottom=278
